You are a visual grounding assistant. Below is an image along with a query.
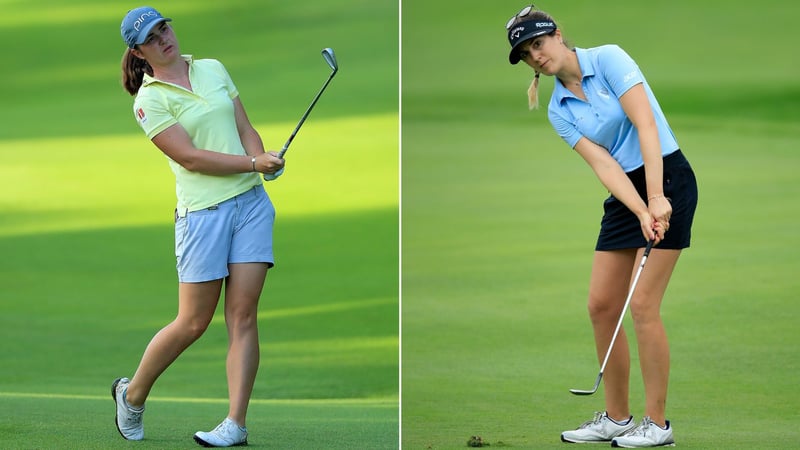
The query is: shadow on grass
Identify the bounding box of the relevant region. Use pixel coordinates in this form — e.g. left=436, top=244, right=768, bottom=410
left=0, top=207, right=398, bottom=402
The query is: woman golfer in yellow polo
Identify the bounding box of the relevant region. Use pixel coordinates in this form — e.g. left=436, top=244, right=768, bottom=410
left=113, top=6, right=284, bottom=447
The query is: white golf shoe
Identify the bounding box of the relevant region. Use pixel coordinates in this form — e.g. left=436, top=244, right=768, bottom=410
left=111, top=377, right=144, bottom=440
left=611, top=416, right=675, bottom=448
left=194, top=417, right=248, bottom=447
left=561, top=411, right=637, bottom=443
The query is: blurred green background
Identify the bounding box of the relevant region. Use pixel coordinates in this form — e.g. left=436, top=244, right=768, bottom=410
left=402, top=0, right=800, bottom=448
left=0, top=1, right=398, bottom=449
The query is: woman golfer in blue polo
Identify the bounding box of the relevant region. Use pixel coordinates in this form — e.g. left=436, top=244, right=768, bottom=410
left=505, top=5, right=697, bottom=448
left=113, top=6, right=284, bottom=447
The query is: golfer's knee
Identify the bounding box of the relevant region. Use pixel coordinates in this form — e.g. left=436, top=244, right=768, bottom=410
left=226, top=308, right=257, bottom=332
left=587, top=295, right=620, bottom=324
left=175, top=316, right=212, bottom=341
left=629, top=299, right=660, bottom=324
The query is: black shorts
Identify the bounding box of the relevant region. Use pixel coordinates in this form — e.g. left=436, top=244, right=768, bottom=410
left=596, top=150, right=698, bottom=251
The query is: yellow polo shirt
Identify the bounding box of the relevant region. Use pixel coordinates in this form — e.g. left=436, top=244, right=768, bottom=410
left=133, top=55, right=261, bottom=212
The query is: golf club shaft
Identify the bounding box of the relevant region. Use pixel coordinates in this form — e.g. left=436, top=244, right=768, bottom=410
left=599, top=238, right=654, bottom=369
left=571, top=238, right=655, bottom=395
left=278, top=72, right=336, bottom=159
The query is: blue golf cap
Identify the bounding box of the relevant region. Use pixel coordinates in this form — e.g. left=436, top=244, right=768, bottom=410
left=121, top=6, right=171, bottom=49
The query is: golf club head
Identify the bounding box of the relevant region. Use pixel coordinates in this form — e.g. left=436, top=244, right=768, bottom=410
left=322, top=48, right=338, bottom=73
left=569, top=372, right=602, bottom=396
left=569, top=388, right=597, bottom=396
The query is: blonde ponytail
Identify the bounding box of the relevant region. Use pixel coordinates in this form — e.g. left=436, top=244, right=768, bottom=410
left=527, top=72, right=540, bottom=110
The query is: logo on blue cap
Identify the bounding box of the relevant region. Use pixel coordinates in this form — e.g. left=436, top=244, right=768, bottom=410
left=121, top=6, right=172, bottom=49
left=507, top=20, right=557, bottom=65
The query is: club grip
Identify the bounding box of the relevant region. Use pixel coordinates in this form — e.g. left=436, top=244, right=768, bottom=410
left=643, top=238, right=655, bottom=257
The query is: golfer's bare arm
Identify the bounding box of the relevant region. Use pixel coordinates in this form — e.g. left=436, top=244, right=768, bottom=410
left=151, top=123, right=282, bottom=175
left=573, top=137, right=663, bottom=243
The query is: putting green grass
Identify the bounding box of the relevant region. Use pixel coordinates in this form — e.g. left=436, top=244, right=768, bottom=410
left=0, top=0, right=398, bottom=448
left=402, top=1, right=800, bottom=448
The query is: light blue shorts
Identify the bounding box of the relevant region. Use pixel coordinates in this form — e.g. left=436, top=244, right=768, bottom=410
left=175, top=185, right=275, bottom=283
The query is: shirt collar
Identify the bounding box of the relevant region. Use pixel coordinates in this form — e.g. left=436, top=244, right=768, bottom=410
left=552, top=48, right=594, bottom=103
left=141, top=54, right=193, bottom=87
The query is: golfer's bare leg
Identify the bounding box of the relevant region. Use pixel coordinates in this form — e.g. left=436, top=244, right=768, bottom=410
left=125, top=280, right=223, bottom=407
left=629, top=248, right=680, bottom=428
left=587, top=249, right=636, bottom=422
left=223, top=262, right=268, bottom=427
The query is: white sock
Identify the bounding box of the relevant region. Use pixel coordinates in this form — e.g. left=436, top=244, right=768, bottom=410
left=608, top=414, right=632, bottom=426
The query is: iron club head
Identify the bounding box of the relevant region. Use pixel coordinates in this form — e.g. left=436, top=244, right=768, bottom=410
left=322, top=48, right=338, bottom=73
left=569, top=372, right=602, bottom=396
left=569, top=388, right=597, bottom=396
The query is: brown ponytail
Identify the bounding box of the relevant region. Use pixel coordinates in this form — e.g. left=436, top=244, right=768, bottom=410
left=121, top=48, right=153, bottom=96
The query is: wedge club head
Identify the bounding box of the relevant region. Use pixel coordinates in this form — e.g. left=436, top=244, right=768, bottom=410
left=322, top=47, right=338, bottom=73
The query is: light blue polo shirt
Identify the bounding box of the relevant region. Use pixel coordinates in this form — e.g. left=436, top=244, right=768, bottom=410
left=547, top=45, right=679, bottom=172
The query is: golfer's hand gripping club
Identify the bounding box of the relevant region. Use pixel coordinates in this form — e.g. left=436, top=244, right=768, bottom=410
left=260, top=152, right=285, bottom=181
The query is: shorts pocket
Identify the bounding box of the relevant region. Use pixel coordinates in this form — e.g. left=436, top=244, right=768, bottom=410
left=175, top=216, right=188, bottom=259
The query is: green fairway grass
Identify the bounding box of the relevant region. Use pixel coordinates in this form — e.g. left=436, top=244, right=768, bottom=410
left=0, top=394, right=396, bottom=449
left=402, top=1, right=799, bottom=448
left=0, top=1, right=398, bottom=449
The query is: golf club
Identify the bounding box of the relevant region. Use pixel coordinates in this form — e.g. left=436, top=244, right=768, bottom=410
left=277, top=47, right=338, bottom=160
left=569, top=238, right=656, bottom=396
